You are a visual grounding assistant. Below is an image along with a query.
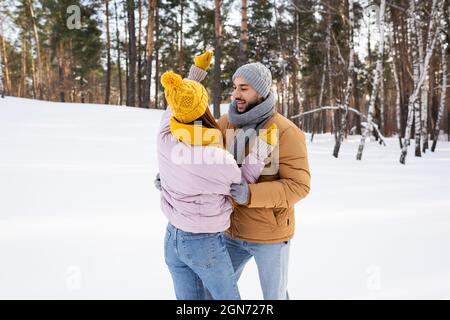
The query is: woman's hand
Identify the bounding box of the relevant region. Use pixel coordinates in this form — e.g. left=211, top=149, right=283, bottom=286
left=194, top=50, right=214, bottom=71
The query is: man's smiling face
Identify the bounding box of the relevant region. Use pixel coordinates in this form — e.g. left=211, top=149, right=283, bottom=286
left=232, top=77, right=263, bottom=113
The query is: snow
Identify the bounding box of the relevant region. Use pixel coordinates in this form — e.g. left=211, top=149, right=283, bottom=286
left=1, top=96, right=450, bottom=300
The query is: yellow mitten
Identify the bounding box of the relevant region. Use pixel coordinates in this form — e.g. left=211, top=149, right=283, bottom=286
left=194, top=50, right=214, bottom=71
left=259, top=123, right=278, bottom=146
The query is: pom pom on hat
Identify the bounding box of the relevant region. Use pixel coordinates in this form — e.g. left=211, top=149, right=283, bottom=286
left=161, top=71, right=183, bottom=90
left=160, top=70, right=209, bottom=124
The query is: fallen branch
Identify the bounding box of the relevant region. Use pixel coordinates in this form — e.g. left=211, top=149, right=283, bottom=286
left=291, top=105, right=386, bottom=145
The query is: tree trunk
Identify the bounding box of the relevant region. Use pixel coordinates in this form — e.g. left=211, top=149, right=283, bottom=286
left=155, top=3, right=160, bottom=109
left=334, top=0, right=355, bottom=158
left=28, top=0, right=43, bottom=99
left=57, top=41, right=65, bottom=102
left=356, top=0, right=385, bottom=160
left=431, top=32, right=448, bottom=151
left=0, top=21, right=11, bottom=95
left=126, top=0, right=136, bottom=107
left=178, top=1, right=184, bottom=75
left=414, top=5, right=425, bottom=157
left=239, top=0, right=248, bottom=66
left=80, top=75, right=85, bottom=103
left=213, top=0, right=222, bottom=119
left=421, top=70, right=429, bottom=153
left=114, top=0, right=123, bottom=105
left=326, top=7, right=335, bottom=139
left=137, top=0, right=143, bottom=107
left=124, top=8, right=129, bottom=105
left=20, top=36, right=27, bottom=97
left=0, top=38, right=3, bottom=97
left=143, top=0, right=156, bottom=108
left=273, top=2, right=288, bottom=118
left=389, top=21, right=402, bottom=148
left=105, top=0, right=111, bottom=104
left=67, top=38, right=74, bottom=102
left=352, top=54, right=361, bottom=136
left=45, top=48, right=52, bottom=99
left=30, top=35, right=37, bottom=99
left=400, top=0, right=440, bottom=164
left=314, top=62, right=326, bottom=141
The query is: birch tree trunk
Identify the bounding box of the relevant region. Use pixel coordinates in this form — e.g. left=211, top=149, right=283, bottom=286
left=413, top=8, right=424, bottom=157
left=154, top=3, right=160, bottom=109
left=431, top=29, right=448, bottom=152
left=400, top=0, right=419, bottom=163
left=356, top=0, right=386, bottom=160
left=379, top=5, right=385, bottom=135
left=333, top=0, right=354, bottom=158
left=420, top=70, right=429, bottom=153
left=420, top=0, right=437, bottom=154
left=213, top=0, right=222, bottom=118
left=27, top=0, right=43, bottom=99
left=178, top=1, right=184, bottom=75
left=389, top=22, right=402, bottom=148
left=400, top=0, right=440, bottom=164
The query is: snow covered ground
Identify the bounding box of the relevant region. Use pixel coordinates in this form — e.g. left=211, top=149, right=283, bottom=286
left=1, top=96, right=449, bottom=300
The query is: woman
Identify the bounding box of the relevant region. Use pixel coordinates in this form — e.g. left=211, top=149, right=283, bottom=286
left=156, top=51, right=277, bottom=300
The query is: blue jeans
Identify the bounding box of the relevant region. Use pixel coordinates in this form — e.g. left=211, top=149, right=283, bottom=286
left=222, top=235, right=291, bottom=300
left=164, top=223, right=240, bottom=300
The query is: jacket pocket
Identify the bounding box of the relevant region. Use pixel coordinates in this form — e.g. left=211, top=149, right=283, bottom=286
left=273, top=208, right=288, bottom=227
left=260, top=208, right=278, bottom=229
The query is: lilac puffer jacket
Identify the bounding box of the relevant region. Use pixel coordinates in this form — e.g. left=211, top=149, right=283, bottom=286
left=157, top=108, right=264, bottom=233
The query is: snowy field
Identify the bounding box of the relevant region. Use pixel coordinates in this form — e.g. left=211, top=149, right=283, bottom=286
left=1, top=96, right=449, bottom=300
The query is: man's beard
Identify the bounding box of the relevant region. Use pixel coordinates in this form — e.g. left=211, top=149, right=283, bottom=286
left=237, top=100, right=260, bottom=114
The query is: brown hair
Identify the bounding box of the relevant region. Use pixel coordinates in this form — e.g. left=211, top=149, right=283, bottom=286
left=189, top=107, right=221, bottom=131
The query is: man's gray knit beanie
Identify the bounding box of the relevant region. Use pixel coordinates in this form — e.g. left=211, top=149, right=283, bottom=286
left=232, top=62, right=272, bottom=98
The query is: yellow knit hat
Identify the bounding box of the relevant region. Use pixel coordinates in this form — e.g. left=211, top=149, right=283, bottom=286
left=160, top=70, right=209, bottom=124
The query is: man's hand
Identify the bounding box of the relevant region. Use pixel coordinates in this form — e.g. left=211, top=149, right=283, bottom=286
left=230, top=180, right=249, bottom=205
left=194, top=50, right=214, bottom=71
left=154, top=173, right=161, bottom=191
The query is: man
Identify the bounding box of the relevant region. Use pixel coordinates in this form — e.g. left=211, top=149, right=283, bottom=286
left=218, top=62, right=311, bottom=300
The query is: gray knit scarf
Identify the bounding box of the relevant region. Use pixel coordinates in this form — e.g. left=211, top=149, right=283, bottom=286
left=228, top=92, right=275, bottom=165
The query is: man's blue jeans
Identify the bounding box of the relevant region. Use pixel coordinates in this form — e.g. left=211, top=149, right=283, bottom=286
left=164, top=223, right=240, bottom=300
left=223, top=234, right=290, bottom=300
